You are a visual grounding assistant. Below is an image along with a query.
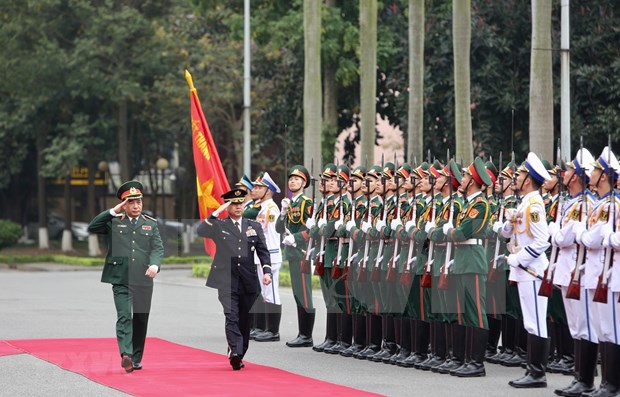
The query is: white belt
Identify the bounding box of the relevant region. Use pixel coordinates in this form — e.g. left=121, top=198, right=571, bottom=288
left=456, top=238, right=483, bottom=245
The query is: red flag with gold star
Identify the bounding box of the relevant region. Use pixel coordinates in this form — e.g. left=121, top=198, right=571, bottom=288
left=186, top=70, right=230, bottom=257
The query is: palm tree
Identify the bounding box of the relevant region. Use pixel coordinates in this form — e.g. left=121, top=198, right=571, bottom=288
left=360, top=0, right=377, bottom=165
left=453, top=0, right=473, bottom=164
left=529, top=0, right=553, bottom=160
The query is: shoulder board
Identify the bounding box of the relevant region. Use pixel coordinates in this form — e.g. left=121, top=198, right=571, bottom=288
left=476, top=197, right=484, bottom=203
left=142, top=213, right=157, bottom=222
left=266, top=201, right=279, bottom=209
left=247, top=219, right=260, bottom=226
left=529, top=196, right=543, bottom=206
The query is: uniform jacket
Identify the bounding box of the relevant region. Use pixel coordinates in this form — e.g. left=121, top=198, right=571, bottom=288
left=255, top=198, right=282, bottom=266
left=501, top=191, right=550, bottom=282
left=197, top=216, right=271, bottom=294
left=275, top=193, right=313, bottom=262
left=88, top=210, right=164, bottom=286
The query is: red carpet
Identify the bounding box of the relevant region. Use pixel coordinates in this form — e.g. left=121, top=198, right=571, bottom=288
left=0, top=340, right=23, bottom=357
left=4, top=338, right=383, bottom=397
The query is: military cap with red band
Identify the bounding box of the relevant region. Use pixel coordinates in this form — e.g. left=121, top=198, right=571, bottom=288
left=466, top=157, right=493, bottom=186
left=117, top=180, right=144, bottom=200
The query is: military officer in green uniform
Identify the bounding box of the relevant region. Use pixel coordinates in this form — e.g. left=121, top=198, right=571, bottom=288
left=438, top=157, right=493, bottom=377
left=88, top=180, right=164, bottom=373
left=278, top=165, right=315, bottom=347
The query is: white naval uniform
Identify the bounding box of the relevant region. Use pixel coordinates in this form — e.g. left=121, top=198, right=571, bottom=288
left=255, top=198, right=282, bottom=304
left=606, top=225, right=620, bottom=345
left=501, top=190, right=550, bottom=337
left=583, top=192, right=620, bottom=344
left=551, top=191, right=598, bottom=341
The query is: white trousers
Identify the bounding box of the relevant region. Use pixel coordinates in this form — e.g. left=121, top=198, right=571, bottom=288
left=561, top=286, right=598, bottom=342
left=590, top=289, right=619, bottom=344
left=517, top=280, right=548, bottom=338
left=257, top=263, right=281, bottom=305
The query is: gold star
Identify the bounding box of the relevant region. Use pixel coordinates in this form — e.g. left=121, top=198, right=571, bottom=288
left=197, top=177, right=221, bottom=215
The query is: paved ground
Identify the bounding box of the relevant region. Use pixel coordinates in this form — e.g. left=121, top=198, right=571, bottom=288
left=0, top=266, right=587, bottom=396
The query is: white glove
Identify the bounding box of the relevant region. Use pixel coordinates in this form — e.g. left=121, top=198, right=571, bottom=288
left=424, top=221, right=436, bottom=234
left=600, top=224, right=613, bottom=248
left=305, top=218, right=315, bottom=229
left=361, top=221, right=371, bottom=234
left=317, top=218, right=327, bottom=229
left=405, top=220, right=416, bottom=233
left=492, top=221, right=504, bottom=234
left=609, top=233, right=620, bottom=250
left=282, top=234, right=296, bottom=247
left=390, top=219, right=401, bottom=231
left=280, top=198, right=290, bottom=215
left=212, top=201, right=231, bottom=217
left=442, top=222, right=453, bottom=235
left=547, top=221, right=559, bottom=237
left=506, top=254, right=519, bottom=268
left=335, top=219, right=344, bottom=230
left=376, top=219, right=386, bottom=232
left=346, top=220, right=357, bottom=232
left=504, top=208, right=517, bottom=223
left=602, top=232, right=612, bottom=248
left=573, top=221, right=586, bottom=244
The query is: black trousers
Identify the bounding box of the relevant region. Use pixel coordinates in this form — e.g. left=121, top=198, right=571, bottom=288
left=218, top=285, right=255, bottom=358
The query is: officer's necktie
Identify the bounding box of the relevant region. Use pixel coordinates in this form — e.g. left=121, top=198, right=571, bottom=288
left=234, top=221, right=240, bottom=232
left=131, top=218, right=137, bottom=226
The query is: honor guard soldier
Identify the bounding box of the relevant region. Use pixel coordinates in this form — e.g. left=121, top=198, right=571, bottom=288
left=88, top=181, right=164, bottom=373
left=563, top=147, right=620, bottom=397
left=497, top=153, right=552, bottom=388
left=252, top=172, right=283, bottom=342
left=549, top=148, right=597, bottom=396
left=341, top=165, right=369, bottom=357
left=597, top=153, right=620, bottom=397
left=278, top=165, right=315, bottom=347
left=437, top=157, right=492, bottom=377
left=307, top=163, right=338, bottom=352
left=197, top=188, right=272, bottom=370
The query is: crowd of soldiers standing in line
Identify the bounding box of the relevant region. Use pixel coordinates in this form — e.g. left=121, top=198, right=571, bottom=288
left=236, top=147, right=620, bottom=396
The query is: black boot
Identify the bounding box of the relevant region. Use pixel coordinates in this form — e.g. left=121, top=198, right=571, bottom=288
left=370, top=315, right=397, bottom=362
left=502, top=318, right=527, bottom=367
left=559, top=324, right=575, bottom=375
left=559, top=339, right=598, bottom=397
left=424, top=320, right=448, bottom=371
left=452, top=327, right=488, bottom=377
left=250, top=299, right=266, bottom=340
left=486, top=316, right=501, bottom=360
left=585, top=342, right=620, bottom=397
left=555, top=338, right=581, bottom=396
left=286, top=307, right=314, bottom=347
left=509, top=333, right=549, bottom=388
left=385, top=317, right=404, bottom=364
left=356, top=314, right=381, bottom=359
left=254, top=303, right=281, bottom=342
left=394, top=317, right=411, bottom=365
left=402, top=319, right=429, bottom=368
left=341, top=313, right=365, bottom=357
left=488, top=315, right=510, bottom=364
left=439, top=323, right=466, bottom=374
left=325, top=313, right=352, bottom=354
left=313, top=312, right=337, bottom=352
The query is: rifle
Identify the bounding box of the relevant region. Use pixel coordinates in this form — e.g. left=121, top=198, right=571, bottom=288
left=386, top=157, right=401, bottom=283
left=345, top=176, right=356, bottom=280
left=488, top=152, right=503, bottom=282
left=438, top=151, right=453, bottom=290
left=421, top=151, right=436, bottom=288
left=539, top=144, right=563, bottom=296
left=594, top=136, right=615, bottom=303
left=401, top=156, right=417, bottom=286
left=314, top=169, right=328, bottom=277
left=358, top=163, right=372, bottom=282
left=300, top=159, right=315, bottom=274
left=332, top=172, right=345, bottom=279
left=566, top=136, right=586, bottom=300
left=371, top=155, right=388, bottom=282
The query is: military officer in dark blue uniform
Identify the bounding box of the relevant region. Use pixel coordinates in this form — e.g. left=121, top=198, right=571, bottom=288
left=88, top=180, right=164, bottom=373
left=197, top=188, right=272, bottom=370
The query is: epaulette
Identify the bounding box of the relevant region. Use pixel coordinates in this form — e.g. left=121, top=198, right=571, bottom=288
left=142, top=213, right=157, bottom=222
left=529, top=196, right=543, bottom=206
left=476, top=196, right=484, bottom=203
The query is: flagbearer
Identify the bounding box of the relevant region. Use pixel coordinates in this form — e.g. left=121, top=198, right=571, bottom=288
left=497, top=153, right=552, bottom=388
left=278, top=165, right=315, bottom=347
left=88, top=180, right=164, bottom=373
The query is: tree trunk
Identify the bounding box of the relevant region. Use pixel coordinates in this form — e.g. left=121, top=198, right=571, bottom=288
left=87, top=146, right=101, bottom=256
left=408, top=0, right=425, bottom=163
left=360, top=0, right=378, bottom=165
left=119, top=99, right=130, bottom=182
left=303, top=0, right=322, bottom=173
left=453, top=0, right=473, bottom=165
left=323, top=0, right=338, bottom=164
left=529, top=0, right=553, bottom=160
left=61, top=174, right=73, bottom=252
left=36, top=129, right=49, bottom=249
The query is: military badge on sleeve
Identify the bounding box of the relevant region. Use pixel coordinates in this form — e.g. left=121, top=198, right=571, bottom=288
left=468, top=208, right=480, bottom=219
left=600, top=210, right=609, bottom=222
left=530, top=212, right=540, bottom=222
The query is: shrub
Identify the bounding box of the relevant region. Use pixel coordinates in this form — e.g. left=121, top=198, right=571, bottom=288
left=0, top=220, right=23, bottom=250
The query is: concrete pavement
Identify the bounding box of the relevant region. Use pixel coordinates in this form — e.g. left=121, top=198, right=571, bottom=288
left=0, top=266, right=584, bottom=396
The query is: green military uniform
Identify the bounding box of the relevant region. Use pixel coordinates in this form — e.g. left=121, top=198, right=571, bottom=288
left=88, top=180, right=164, bottom=371
left=276, top=165, right=315, bottom=348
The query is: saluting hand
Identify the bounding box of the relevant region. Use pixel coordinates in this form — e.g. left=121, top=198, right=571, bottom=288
left=212, top=201, right=231, bottom=218
left=112, top=199, right=128, bottom=214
